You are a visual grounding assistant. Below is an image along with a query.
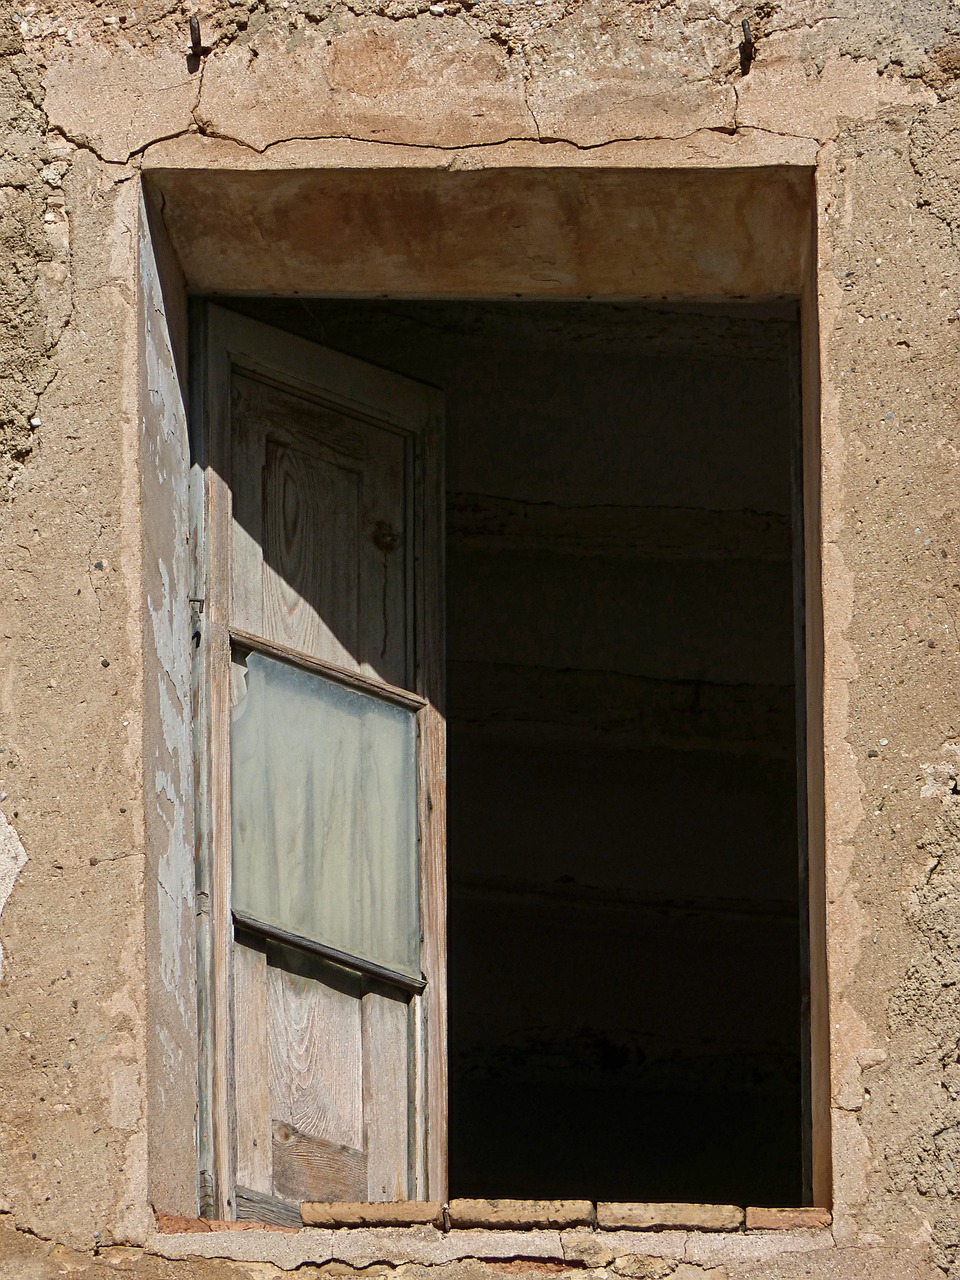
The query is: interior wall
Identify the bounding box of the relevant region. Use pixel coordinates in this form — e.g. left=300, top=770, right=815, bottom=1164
left=223, top=298, right=803, bottom=1206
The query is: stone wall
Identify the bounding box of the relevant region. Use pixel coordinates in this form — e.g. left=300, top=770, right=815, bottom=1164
left=1, top=0, right=960, bottom=1274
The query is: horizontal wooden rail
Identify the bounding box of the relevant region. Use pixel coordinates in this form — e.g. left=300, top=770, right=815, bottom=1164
left=233, top=909, right=427, bottom=994
left=230, top=627, right=428, bottom=712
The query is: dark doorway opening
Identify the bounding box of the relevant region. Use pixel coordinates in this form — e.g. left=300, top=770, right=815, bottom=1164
left=222, top=298, right=806, bottom=1208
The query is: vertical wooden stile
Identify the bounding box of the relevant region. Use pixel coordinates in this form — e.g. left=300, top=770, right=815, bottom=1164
left=205, top=311, right=240, bottom=1218
left=189, top=304, right=216, bottom=1217
left=233, top=940, right=271, bottom=1192
left=362, top=983, right=412, bottom=1200
left=417, top=402, right=447, bottom=1200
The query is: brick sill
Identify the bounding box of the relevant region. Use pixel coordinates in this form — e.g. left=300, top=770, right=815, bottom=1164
left=157, top=1203, right=832, bottom=1235
left=148, top=1203, right=835, bottom=1271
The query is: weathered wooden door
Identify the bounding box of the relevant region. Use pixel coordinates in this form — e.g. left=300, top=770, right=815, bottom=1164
left=194, top=306, right=445, bottom=1221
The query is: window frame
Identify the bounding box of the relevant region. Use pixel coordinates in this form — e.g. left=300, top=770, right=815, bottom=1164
left=140, top=163, right=831, bottom=1228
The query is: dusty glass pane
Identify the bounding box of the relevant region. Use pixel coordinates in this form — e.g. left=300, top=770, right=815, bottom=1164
left=231, top=650, right=420, bottom=978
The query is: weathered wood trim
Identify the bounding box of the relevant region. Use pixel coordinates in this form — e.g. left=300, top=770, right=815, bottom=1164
left=199, top=305, right=241, bottom=1219
left=206, top=305, right=442, bottom=433
left=272, top=1124, right=368, bottom=1204
left=235, top=1186, right=303, bottom=1229
left=190, top=301, right=217, bottom=1219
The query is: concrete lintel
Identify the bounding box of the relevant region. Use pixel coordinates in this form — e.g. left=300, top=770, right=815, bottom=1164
left=144, top=163, right=814, bottom=301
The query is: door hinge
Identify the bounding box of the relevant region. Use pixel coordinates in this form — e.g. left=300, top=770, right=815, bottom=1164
left=190, top=597, right=205, bottom=647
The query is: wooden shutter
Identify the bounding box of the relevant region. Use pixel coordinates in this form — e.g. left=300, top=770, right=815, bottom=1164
left=193, top=306, right=446, bottom=1220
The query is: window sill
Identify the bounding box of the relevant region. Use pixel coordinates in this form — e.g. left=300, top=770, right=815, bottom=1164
left=148, top=1205, right=834, bottom=1272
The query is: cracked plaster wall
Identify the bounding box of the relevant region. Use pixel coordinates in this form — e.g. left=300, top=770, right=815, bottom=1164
left=2, top=0, right=960, bottom=1275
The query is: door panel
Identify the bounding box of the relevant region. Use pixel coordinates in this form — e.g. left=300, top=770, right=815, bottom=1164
left=198, top=305, right=445, bottom=1216
left=267, top=951, right=364, bottom=1152
left=262, top=439, right=361, bottom=663
left=230, top=370, right=408, bottom=688
left=362, top=984, right=413, bottom=1202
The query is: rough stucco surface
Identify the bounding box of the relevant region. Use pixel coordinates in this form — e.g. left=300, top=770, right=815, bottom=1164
left=2, top=0, right=960, bottom=1274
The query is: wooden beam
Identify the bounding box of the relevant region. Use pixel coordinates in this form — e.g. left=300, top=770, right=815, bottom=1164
left=448, top=660, right=795, bottom=757
left=233, top=912, right=426, bottom=994
left=451, top=875, right=799, bottom=925
left=448, top=493, right=791, bottom=562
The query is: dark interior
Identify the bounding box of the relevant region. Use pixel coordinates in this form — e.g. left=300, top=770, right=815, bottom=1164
left=224, top=298, right=806, bottom=1208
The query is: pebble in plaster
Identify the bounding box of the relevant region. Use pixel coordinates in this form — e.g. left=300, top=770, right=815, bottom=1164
left=0, top=808, right=26, bottom=980
left=920, top=741, right=960, bottom=801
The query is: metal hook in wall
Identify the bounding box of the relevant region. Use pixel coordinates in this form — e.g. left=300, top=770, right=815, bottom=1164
left=188, top=15, right=212, bottom=68
left=739, top=17, right=755, bottom=74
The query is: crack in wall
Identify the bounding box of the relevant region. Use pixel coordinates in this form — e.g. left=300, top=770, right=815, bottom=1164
left=133, top=115, right=817, bottom=163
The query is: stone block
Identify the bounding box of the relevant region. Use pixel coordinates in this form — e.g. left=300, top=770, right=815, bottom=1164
left=330, top=1226, right=565, bottom=1266
left=744, top=1207, right=832, bottom=1230
left=611, top=1256, right=676, bottom=1279
left=597, top=1204, right=743, bottom=1232
left=198, top=14, right=534, bottom=152
left=525, top=0, right=735, bottom=147
left=735, top=43, right=933, bottom=144
left=301, top=1202, right=443, bottom=1227
left=561, top=1230, right=615, bottom=1267
left=447, top=1200, right=593, bottom=1229
left=683, top=1229, right=828, bottom=1267
left=44, top=39, right=197, bottom=163
left=564, top=1230, right=687, bottom=1262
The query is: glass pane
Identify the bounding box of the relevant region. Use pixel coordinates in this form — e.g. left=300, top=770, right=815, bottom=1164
left=231, top=650, right=420, bottom=978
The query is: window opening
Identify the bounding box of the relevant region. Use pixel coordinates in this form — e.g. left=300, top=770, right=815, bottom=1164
left=209, top=297, right=809, bottom=1209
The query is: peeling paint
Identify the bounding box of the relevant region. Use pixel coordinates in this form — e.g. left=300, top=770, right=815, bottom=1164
left=138, top=188, right=199, bottom=1218
left=0, top=808, right=26, bottom=980
left=141, top=205, right=193, bottom=1016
